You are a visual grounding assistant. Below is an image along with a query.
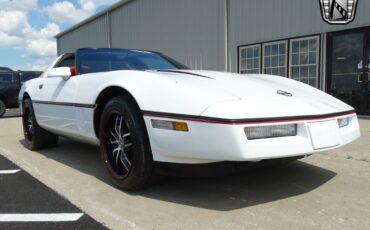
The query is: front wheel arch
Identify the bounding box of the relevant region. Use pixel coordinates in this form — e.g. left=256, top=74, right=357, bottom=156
left=94, top=86, right=141, bottom=138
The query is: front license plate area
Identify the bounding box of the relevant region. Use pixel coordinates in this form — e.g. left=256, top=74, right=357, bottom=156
left=308, top=120, right=341, bottom=150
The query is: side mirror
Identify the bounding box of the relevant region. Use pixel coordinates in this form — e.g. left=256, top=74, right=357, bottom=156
left=47, top=67, right=75, bottom=80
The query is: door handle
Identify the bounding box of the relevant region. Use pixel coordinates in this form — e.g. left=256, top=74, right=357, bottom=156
left=38, top=84, right=43, bottom=89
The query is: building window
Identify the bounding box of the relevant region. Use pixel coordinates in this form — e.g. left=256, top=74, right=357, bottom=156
left=263, top=40, right=287, bottom=77
left=289, top=36, right=320, bottom=87
left=239, top=44, right=260, bottom=74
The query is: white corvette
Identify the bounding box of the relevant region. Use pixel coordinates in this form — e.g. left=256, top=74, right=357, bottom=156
left=19, top=48, right=360, bottom=190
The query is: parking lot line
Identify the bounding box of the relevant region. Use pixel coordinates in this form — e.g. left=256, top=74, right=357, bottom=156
left=0, top=213, right=84, bottom=222
left=0, top=169, right=20, bottom=174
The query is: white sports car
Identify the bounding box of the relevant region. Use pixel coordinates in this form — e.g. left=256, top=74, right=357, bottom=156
left=19, top=48, right=360, bottom=190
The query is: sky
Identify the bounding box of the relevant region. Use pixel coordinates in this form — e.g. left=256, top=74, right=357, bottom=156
left=0, top=0, right=120, bottom=71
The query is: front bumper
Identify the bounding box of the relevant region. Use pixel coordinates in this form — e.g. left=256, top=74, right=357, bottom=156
left=143, top=112, right=360, bottom=164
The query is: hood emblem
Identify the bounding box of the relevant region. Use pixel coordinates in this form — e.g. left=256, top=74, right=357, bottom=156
left=277, top=90, right=293, bottom=97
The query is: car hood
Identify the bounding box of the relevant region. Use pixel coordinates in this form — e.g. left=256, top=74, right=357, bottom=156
left=150, top=70, right=353, bottom=118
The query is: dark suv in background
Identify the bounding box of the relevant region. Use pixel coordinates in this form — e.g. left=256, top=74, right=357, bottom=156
left=0, top=67, right=42, bottom=117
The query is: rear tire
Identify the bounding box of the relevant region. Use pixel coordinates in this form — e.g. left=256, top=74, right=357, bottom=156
left=22, top=98, right=59, bottom=150
left=99, top=96, right=158, bottom=190
left=0, top=100, right=5, bottom=118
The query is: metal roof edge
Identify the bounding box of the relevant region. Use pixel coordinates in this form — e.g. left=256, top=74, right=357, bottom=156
left=55, top=0, right=134, bottom=38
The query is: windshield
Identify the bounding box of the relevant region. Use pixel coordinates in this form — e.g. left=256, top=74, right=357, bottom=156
left=76, top=48, right=188, bottom=74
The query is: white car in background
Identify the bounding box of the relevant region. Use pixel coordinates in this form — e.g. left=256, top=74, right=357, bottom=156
left=19, top=48, right=360, bottom=190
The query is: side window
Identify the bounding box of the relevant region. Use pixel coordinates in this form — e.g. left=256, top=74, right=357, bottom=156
left=0, top=72, right=14, bottom=84
left=19, top=72, right=42, bottom=83
left=56, top=56, right=75, bottom=68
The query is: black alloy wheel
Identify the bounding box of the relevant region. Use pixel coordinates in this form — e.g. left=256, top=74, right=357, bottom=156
left=99, top=96, right=159, bottom=190
left=22, top=98, right=58, bottom=150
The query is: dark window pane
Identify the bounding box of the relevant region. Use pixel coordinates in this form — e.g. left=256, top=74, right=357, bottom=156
left=272, top=68, right=279, bottom=75
left=247, top=48, right=253, bottom=58
left=309, top=52, right=317, bottom=64
left=279, top=68, right=286, bottom=77
left=301, top=66, right=309, bottom=77
left=272, top=44, right=278, bottom=55
left=253, top=58, right=259, bottom=69
left=264, top=57, right=271, bottom=67
left=301, top=77, right=309, bottom=84
left=309, top=66, right=317, bottom=78
left=247, top=59, right=253, bottom=69
left=271, top=56, right=278, bottom=66
left=265, top=68, right=271, bottom=74
left=309, top=78, right=317, bottom=87
left=254, top=47, right=260, bottom=57
left=309, top=39, right=318, bottom=52
left=292, top=54, right=299, bottom=65
left=265, top=45, right=271, bottom=56
left=240, top=60, right=247, bottom=70
left=279, top=55, right=286, bottom=66
left=292, top=67, right=299, bottom=78
left=279, top=43, right=286, bottom=54
left=292, top=41, right=300, bottom=53
left=300, top=40, right=309, bottom=52
left=241, top=49, right=247, bottom=59
left=300, top=53, right=308, bottom=65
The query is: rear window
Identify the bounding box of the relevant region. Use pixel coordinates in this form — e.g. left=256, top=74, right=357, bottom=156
left=0, top=72, right=14, bottom=83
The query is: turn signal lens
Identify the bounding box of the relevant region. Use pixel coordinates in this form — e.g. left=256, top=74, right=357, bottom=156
left=151, top=119, right=189, bottom=132
left=172, top=122, right=189, bottom=132
left=245, top=124, right=297, bottom=140
left=337, top=117, right=350, bottom=128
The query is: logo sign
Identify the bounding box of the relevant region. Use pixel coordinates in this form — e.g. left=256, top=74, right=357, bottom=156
left=277, top=90, right=292, bottom=97
left=319, top=0, right=358, bottom=24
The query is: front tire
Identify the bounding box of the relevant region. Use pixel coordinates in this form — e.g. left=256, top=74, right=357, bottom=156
left=22, top=98, right=59, bottom=150
left=99, top=96, right=157, bottom=190
left=0, top=100, right=5, bottom=118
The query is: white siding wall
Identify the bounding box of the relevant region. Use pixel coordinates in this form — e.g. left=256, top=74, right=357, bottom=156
left=110, top=0, right=226, bottom=71
left=57, top=0, right=370, bottom=72
left=57, top=16, right=109, bottom=54
left=228, top=0, right=370, bottom=72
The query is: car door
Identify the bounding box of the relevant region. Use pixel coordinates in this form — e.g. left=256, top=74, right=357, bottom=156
left=7, top=72, right=21, bottom=106
left=33, top=54, right=80, bottom=137
left=0, top=71, right=19, bottom=107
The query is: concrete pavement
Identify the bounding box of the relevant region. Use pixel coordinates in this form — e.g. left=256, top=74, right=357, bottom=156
left=0, top=117, right=369, bottom=230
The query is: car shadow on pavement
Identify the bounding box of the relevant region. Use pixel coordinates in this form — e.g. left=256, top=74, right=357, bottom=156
left=20, top=138, right=337, bottom=211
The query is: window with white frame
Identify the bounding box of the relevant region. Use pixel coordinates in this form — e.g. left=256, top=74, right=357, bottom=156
left=239, top=44, right=260, bottom=74
left=289, top=36, right=320, bottom=87
left=263, top=40, right=287, bottom=77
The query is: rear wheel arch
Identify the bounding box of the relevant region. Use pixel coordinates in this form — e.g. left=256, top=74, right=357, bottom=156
left=94, top=86, right=142, bottom=138
left=22, top=92, right=31, bottom=101
left=22, top=92, right=31, bottom=105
